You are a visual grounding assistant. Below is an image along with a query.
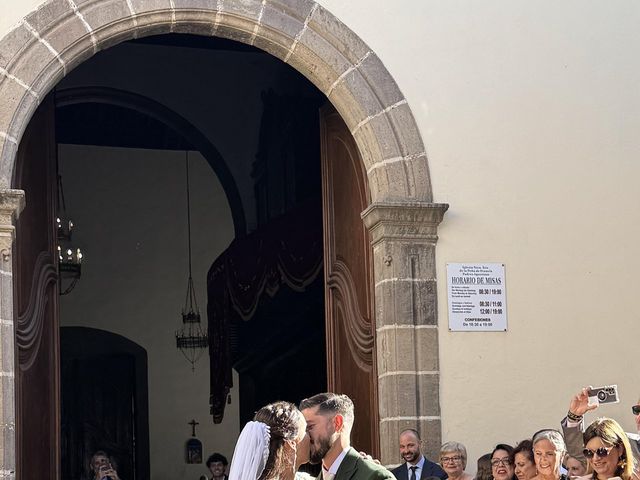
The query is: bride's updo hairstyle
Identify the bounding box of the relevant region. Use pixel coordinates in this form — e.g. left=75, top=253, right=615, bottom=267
left=254, top=400, right=303, bottom=480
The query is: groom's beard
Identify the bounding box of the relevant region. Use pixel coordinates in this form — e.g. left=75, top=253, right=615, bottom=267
left=309, top=434, right=333, bottom=464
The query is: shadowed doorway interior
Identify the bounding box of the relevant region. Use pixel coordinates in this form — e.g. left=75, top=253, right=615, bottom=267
left=14, top=30, right=378, bottom=479
left=52, top=33, right=328, bottom=479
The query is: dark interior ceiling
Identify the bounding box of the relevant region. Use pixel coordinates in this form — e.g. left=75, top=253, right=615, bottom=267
left=56, top=102, right=193, bottom=151
left=129, top=33, right=264, bottom=53
left=56, top=34, right=268, bottom=150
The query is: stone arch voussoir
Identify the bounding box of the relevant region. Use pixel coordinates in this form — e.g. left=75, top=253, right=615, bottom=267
left=0, top=0, right=432, bottom=202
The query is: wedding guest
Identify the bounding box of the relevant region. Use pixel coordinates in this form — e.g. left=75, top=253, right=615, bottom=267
left=206, top=453, right=228, bottom=480
left=529, top=430, right=567, bottom=480
left=563, top=455, right=586, bottom=478
left=574, top=418, right=638, bottom=480
left=475, top=453, right=493, bottom=480
left=491, top=444, right=516, bottom=480
left=87, top=451, right=120, bottom=480
left=561, top=388, right=640, bottom=465
left=512, top=440, right=536, bottom=480
left=390, top=428, right=446, bottom=480
left=440, top=442, right=473, bottom=480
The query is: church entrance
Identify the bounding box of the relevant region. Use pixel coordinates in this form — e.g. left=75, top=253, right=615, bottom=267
left=0, top=1, right=447, bottom=476
left=12, top=33, right=378, bottom=479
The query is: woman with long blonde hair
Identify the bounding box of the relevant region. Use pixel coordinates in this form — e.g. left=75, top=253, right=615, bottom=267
left=575, top=418, right=638, bottom=480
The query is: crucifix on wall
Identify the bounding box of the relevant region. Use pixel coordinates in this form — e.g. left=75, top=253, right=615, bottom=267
left=185, top=419, right=203, bottom=464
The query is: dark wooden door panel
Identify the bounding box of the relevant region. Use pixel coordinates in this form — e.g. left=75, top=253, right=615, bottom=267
left=320, top=105, right=379, bottom=456
left=62, top=355, right=135, bottom=480
left=14, top=95, right=60, bottom=480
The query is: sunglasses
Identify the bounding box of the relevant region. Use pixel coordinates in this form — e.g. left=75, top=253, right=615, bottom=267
left=633, top=405, right=640, bottom=415
left=582, top=446, right=616, bottom=459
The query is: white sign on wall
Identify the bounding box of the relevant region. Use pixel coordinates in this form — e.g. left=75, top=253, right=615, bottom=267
left=446, top=263, right=507, bottom=331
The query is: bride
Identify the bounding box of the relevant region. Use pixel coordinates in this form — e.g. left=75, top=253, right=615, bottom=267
left=228, top=401, right=311, bottom=480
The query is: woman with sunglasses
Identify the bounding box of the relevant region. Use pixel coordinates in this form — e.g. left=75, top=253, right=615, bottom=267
left=574, top=418, right=638, bottom=480
left=492, top=444, right=517, bottom=480
left=562, top=388, right=640, bottom=466
left=529, top=430, right=568, bottom=480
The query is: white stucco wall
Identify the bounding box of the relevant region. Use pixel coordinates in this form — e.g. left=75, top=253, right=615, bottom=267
left=316, top=0, right=640, bottom=469
left=3, top=0, right=640, bottom=474
left=0, top=0, right=40, bottom=37
left=59, top=145, right=237, bottom=480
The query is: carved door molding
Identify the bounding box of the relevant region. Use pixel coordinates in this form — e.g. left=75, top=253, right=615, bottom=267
left=14, top=95, right=60, bottom=480
left=321, top=104, right=379, bottom=456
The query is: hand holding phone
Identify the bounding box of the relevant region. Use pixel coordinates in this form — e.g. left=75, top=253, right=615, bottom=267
left=569, top=386, right=599, bottom=416
left=98, top=463, right=113, bottom=480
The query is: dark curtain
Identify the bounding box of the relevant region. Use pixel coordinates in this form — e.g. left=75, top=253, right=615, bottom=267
left=207, top=204, right=323, bottom=423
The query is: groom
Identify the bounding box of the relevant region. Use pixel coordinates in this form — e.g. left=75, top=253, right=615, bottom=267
left=299, top=392, right=395, bottom=480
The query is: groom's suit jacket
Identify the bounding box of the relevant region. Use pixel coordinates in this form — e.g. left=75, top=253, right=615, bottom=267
left=317, top=448, right=395, bottom=480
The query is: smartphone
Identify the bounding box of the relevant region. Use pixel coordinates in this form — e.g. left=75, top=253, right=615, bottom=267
left=587, top=385, right=620, bottom=406
left=99, top=464, right=112, bottom=480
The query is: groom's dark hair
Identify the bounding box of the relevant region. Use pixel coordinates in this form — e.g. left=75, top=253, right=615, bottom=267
left=299, top=392, right=354, bottom=427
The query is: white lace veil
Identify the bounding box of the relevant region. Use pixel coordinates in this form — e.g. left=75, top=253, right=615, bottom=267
left=228, top=421, right=271, bottom=480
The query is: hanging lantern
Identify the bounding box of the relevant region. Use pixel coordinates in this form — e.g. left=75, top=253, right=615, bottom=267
left=175, top=151, right=208, bottom=370
left=57, top=168, right=83, bottom=295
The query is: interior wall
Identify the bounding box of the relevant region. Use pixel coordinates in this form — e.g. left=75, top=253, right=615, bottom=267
left=59, top=145, right=237, bottom=480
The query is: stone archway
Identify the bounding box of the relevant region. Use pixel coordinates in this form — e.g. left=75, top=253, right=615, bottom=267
left=0, top=0, right=448, bottom=469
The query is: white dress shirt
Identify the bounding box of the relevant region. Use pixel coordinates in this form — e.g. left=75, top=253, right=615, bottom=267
left=323, top=447, right=350, bottom=480
left=407, top=455, right=426, bottom=479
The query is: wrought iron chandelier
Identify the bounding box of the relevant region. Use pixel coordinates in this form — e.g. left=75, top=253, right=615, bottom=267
left=57, top=157, right=83, bottom=295
left=175, top=151, right=208, bottom=370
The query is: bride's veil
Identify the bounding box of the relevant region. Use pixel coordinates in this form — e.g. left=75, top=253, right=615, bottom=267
left=228, top=421, right=271, bottom=480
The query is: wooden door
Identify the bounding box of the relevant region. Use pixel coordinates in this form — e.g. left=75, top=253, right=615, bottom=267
left=320, top=105, right=379, bottom=456
left=60, top=326, right=150, bottom=480
left=13, top=95, right=60, bottom=480
left=61, top=354, right=136, bottom=480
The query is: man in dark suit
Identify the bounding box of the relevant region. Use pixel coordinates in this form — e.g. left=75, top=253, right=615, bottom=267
left=299, top=392, right=395, bottom=480
left=391, top=429, right=447, bottom=480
